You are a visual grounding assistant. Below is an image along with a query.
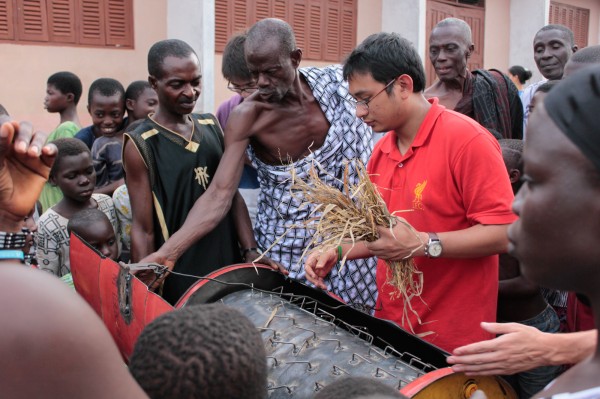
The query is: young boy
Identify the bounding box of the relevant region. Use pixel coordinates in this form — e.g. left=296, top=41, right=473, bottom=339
left=36, top=138, right=118, bottom=278
left=78, top=78, right=126, bottom=196
left=67, top=208, right=119, bottom=260
left=125, top=80, right=158, bottom=127
left=111, top=81, right=157, bottom=262
left=39, top=71, right=83, bottom=212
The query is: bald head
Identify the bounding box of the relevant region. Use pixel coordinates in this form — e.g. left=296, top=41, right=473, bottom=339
left=246, top=18, right=296, bottom=56
left=433, top=18, right=473, bottom=44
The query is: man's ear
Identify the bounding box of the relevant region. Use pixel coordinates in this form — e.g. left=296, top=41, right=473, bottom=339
left=86, top=104, right=91, bottom=114
left=66, top=93, right=75, bottom=104
left=509, top=168, right=521, bottom=185
left=148, top=75, right=157, bottom=91
left=466, top=43, right=475, bottom=59
left=572, top=45, right=579, bottom=54
left=126, top=98, right=135, bottom=112
left=290, top=48, right=303, bottom=68
left=398, top=74, right=414, bottom=96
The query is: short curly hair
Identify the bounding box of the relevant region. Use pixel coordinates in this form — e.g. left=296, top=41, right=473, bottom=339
left=315, top=376, right=407, bottom=399
left=129, top=303, right=267, bottom=399
left=49, top=138, right=91, bottom=178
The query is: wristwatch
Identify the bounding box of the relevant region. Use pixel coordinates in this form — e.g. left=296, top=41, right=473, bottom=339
left=424, top=232, right=442, bottom=258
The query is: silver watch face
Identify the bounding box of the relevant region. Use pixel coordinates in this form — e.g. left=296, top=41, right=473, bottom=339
left=428, top=242, right=442, bottom=257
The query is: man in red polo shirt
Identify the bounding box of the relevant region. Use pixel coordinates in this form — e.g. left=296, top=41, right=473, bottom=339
left=305, top=32, right=516, bottom=353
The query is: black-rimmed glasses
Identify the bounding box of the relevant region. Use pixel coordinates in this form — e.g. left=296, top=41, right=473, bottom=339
left=346, top=77, right=397, bottom=114
left=227, top=82, right=258, bottom=94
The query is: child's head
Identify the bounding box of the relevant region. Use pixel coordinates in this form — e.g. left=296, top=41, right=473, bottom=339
left=499, top=139, right=524, bottom=194
left=49, top=138, right=96, bottom=203
left=314, top=376, right=407, bottom=399
left=528, top=80, right=560, bottom=115
left=68, top=209, right=119, bottom=260
left=125, top=80, right=158, bottom=122
left=87, top=78, right=126, bottom=138
left=129, top=304, right=267, bottom=399
left=45, top=71, right=83, bottom=113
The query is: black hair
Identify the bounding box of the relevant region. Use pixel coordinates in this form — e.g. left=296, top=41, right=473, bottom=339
left=47, top=71, right=83, bottom=105
left=535, top=80, right=560, bottom=94
left=49, top=138, right=91, bottom=178
left=129, top=303, right=267, bottom=399
left=147, top=39, right=197, bottom=79
left=67, top=208, right=111, bottom=236
left=0, top=103, right=8, bottom=117
left=222, top=32, right=252, bottom=81
left=508, top=65, right=533, bottom=84
left=87, top=78, right=125, bottom=106
left=537, top=24, right=575, bottom=47
left=125, top=80, right=152, bottom=102
left=343, top=32, right=426, bottom=92
left=570, top=45, right=600, bottom=64
left=314, top=377, right=407, bottom=399
left=433, top=17, right=473, bottom=43
left=246, top=18, right=296, bottom=57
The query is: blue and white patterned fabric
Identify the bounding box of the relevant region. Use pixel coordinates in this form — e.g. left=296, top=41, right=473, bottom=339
left=248, top=65, right=378, bottom=311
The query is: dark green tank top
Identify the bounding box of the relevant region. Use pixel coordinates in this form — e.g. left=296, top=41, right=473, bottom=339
left=125, top=113, right=242, bottom=304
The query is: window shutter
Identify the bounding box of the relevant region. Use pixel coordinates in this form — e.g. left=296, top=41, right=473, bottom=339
left=550, top=2, right=589, bottom=48
left=48, top=0, right=75, bottom=43
left=78, top=0, right=105, bottom=45
left=290, top=0, right=306, bottom=54
left=254, top=0, right=269, bottom=22
left=305, top=0, right=322, bottom=60
left=215, top=0, right=229, bottom=50
left=273, top=0, right=286, bottom=20
left=340, top=0, right=355, bottom=60
left=0, top=0, right=15, bottom=40
left=324, top=0, right=340, bottom=61
left=16, top=0, right=49, bottom=41
left=104, top=0, right=132, bottom=47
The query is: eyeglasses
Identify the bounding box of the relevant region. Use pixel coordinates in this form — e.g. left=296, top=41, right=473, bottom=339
left=346, top=77, right=397, bottom=114
left=227, top=82, right=258, bottom=94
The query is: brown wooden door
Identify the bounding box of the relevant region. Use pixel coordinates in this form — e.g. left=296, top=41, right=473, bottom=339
left=425, top=0, right=485, bottom=86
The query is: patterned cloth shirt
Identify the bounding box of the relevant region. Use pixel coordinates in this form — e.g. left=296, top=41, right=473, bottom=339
left=248, top=65, right=378, bottom=311
left=36, top=194, right=119, bottom=277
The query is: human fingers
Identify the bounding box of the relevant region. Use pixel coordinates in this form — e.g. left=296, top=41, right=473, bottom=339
left=23, top=123, right=50, bottom=158
left=9, top=121, right=31, bottom=154
left=40, top=142, right=58, bottom=169
left=0, top=122, right=16, bottom=165
left=479, top=321, right=528, bottom=335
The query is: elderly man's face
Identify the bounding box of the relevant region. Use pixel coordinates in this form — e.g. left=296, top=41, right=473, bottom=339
left=533, top=29, right=575, bottom=80
left=508, top=103, right=600, bottom=294
left=429, top=25, right=472, bottom=83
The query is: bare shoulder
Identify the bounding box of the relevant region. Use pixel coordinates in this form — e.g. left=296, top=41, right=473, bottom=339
left=226, top=95, right=273, bottom=139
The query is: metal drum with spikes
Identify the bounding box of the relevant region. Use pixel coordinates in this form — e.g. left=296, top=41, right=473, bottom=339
left=176, top=264, right=516, bottom=399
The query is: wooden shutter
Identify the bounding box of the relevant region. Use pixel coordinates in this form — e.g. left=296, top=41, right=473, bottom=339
left=78, top=0, right=105, bottom=45
left=16, top=0, right=49, bottom=41
left=215, top=0, right=357, bottom=62
left=104, top=0, right=132, bottom=47
left=0, top=0, right=15, bottom=40
left=48, top=0, right=75, bottom=43
left=550, top=1, right=589, bottom=48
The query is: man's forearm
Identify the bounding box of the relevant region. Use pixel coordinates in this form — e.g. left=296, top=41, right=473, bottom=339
left=158, top=186, right=235, bottom=261
left=231, top=191, right=257, bottom=251
left=543, top=329, right=597, bottom=366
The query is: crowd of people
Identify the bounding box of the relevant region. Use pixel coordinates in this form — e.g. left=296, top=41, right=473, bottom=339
left=0, top=15, right=599, bottom=399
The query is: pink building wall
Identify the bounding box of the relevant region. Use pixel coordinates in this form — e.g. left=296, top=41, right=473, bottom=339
left=0, top=0, right=167, bottom=132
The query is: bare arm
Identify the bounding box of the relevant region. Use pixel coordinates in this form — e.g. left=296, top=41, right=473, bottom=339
left=122, top=140, right=155, bottom=263
left=144, top=107, right=253, bottom=265
left=366, top=221, right=509, bottom=261
left=447, top=322, right=597, bottom=375
left=306, top=221, right=509, bottom=289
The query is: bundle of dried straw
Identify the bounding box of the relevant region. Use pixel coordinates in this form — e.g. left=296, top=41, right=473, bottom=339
left=288, top=160, right=425, bottom=330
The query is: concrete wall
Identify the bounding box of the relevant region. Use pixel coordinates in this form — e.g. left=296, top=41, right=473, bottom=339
left=483, top=0, right=511, bottom=72
left=0, top=0, right=167, bottom=131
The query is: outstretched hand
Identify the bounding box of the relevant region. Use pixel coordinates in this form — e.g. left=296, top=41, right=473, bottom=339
left=447, top=322, right=550, bottom=375
left=0, top=121, right=55, bottom=230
